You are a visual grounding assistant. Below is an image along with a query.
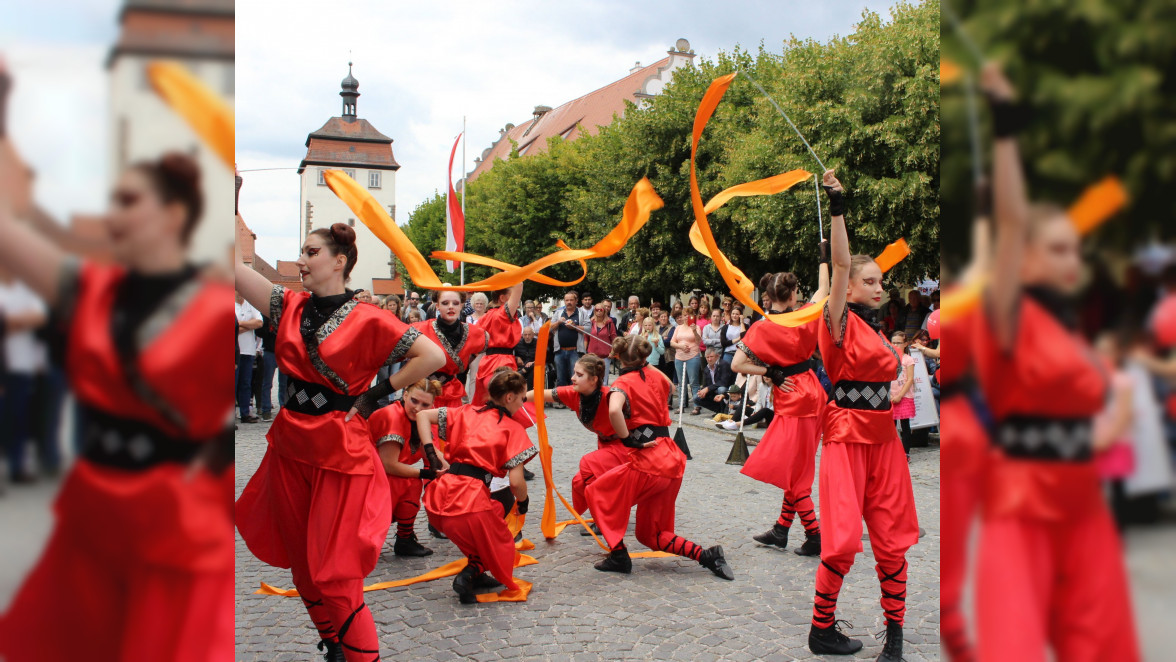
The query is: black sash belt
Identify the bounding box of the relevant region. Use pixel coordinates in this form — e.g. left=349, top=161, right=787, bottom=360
left=485, top=348, right=515, bottom=356
left=284, top=378, right=357, bottom=415
left=628, top=424, right=670, bottom=442
left=939, top=373, right=976, bottom=401
left=995, top=415, right=1092, bottom=462
left=447, top=462, right=493, bottom=488
left=430, top=372, right=456, bottom=385
left=81, top=407, right=207, bottom=470
left=772, top=358, right=816, bottom=379
left=832, top=380, right=892, bottom=411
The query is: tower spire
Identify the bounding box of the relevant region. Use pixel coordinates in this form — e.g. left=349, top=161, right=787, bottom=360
left=340, top=61, right=359, bottom=119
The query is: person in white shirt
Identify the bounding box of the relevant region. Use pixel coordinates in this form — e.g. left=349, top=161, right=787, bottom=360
left=519, top=299, right=545, bottom=334
left=235, top=293, right=262, bottom=422
left=0, top=271, right=47, bottom=483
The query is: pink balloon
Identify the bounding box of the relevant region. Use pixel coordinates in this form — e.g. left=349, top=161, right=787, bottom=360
left=926, top=309, right=941, bottom=341
left=1153, top=294, right=1176, bottom=348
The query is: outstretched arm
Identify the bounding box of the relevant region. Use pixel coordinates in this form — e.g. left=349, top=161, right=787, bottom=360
left=235, top=249, right=274, bottom=314
left=824, top=170, right=850, bottom=341
left=0, top=203, right=69, bottom=307
left=504, top=282, right=523, bottom=318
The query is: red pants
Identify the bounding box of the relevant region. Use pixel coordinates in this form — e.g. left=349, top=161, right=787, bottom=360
left=427, top=503, right=520, bottom=590
left=740, top=414, right=821, bottom=535
left=388, top=476, right=423, bottom=539
left=236, top=448, right=389, bottom=661
left=585, top=463, right=705, bottom=561
left=975, top=508, right=1139, bottom=662
left=940, top=396, right=987, bottom=660
left=811, top=439, right=918, bottom=627
left=571, top=443, right=629, bottom=515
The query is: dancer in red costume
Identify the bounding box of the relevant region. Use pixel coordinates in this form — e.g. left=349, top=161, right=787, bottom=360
left=585, top=335, right=735, bottom=580
left=234, top=223, right=445, bottom=662
left=0, top=152, right=235, bottom=662
left=413, top=290, right=489, bottom=410
left=733, top=244, right=830, bottom=556
left=418, top=370, right=538, bottom=604
left=368, top=378, right=444, bottom=558
left=471, top=283, right=523, bottom=406
left=526, top=353, right=626, bottom=533
left=806, top=169, right=918, bottom=661
left=971, top=63, right=1139, bottom=662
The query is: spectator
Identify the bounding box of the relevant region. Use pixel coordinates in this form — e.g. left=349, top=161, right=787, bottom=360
left=903, top=289, right=930, bottom=338
left=619, top=295, right=640, bottom=334
left=719, top=307, right=746, bottom=367
left=466, top=292, right=488, bottom=324
left=586, top=304, right=619, bottom=383
left=670, top=300, right=684, bottom=326
left=701, top=308, right=724, bottom=357
left=235, top=292, right=262, bottom=423
left=403, top=291, right=422, bottom=321
left=0, top=270, right=47, bottom=484
left=407, top=309, right=423, bottom=323
left=749, top=292, right=771, bottom=325
left=1092, top=331, right=1136, bottom=531
left=697, top=297, right=712, bottom=330
left=626, top=307, right=650, bottom=336
left=658, top=310, right=678, bottom=400
left=883, top=299, right=901, bottom=336
left=692, top=348, right=735, bottom=416
left=355, top=289, right=372, bottom=305
left=520, top=299, right=545, bottom=334
left=602, top=298, right=619, bottom=326
left=685, top=295, right=700, bottom=326
left=514, top=326, right=538, bottom=386
left=384, top=294, right=402, bottom=319
left=639, top=317, right=666, bottom=381
left=670, top=310, right=702, bottom=405
left=254, top=316, right=278, bottom=420
left=550, top=290, right=590, bottom=405
left=889, top=331, right=918, bottom=461
left=460, top=292, right=474, bottom=321
left=580, top=291, right=595, bottom=318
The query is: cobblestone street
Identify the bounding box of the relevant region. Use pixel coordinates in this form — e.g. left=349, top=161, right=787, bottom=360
left=235, top=407, right=942, bottom=661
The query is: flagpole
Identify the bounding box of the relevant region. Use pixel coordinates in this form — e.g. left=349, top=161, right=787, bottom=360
left=461, top=115, right=466, bottom=287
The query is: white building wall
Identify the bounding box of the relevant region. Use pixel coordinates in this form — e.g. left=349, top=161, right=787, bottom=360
left=300, top=165, right=396, bottom=293
left=109, top=55, right=235, bottom=265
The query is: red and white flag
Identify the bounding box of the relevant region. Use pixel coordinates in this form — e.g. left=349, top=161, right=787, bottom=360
left=444, top=132, right=465, bottom=273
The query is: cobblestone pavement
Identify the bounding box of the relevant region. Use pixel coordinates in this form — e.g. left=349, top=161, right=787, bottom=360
left=235, top=407, right=942, bottom=661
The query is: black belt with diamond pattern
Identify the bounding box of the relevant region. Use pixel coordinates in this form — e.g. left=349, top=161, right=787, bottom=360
left=995, top=415, right=1093, bottom=462
left=284, top=378, right=357, bottom=415
left=80, top=407, right=205, bottom=470
left=628, top=425, right=670, bottom=442
left=832, top=380, right=892, bottom=411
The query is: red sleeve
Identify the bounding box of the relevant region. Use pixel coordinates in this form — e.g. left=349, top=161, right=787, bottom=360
left=376, top=309, right=421, bottom=366
left=555, top=385, right=579, bottom=410
left=501, top=421, right=538, bottom=472
left=369, top=404, right=411, bottom=448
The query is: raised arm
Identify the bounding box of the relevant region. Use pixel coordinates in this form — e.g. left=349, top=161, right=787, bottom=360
left=811, top=240, right=831, bottom=302
left=824, top=170, right=850, bottom=341
left=504, top=282, right=523, bottom=317
left=0, top=203, right=70, bottom=307
left=235, top=251, right=274, bottom=314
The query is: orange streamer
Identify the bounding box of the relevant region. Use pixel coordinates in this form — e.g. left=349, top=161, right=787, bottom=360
left=326, top=171, right=663, bottom=291
left=146, top=62, right=234, bottom=169
left=1068, top=175, right=1127, bottom=235
left=688, top=73, right=910, bottom=328
left=941, top=58, right=963, bottom=85
left=255, top=554, right=539, bottom=597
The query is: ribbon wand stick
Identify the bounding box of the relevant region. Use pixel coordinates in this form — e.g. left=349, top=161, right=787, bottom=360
left=738, top=68, right=827, bottom=174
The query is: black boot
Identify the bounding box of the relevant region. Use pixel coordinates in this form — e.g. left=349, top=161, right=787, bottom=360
left=795, top=531, right=821, bottom=557
left=698, top=545, right=735, bottom=580
left=393, top=534, right=434, bottom=557
left=809, top=621, right=864, bottom=655
left=579, top=522, right=601, bottom=537
left=594, top=545, right=632, bottom=574
left=752, top=522, right=789, bottom=549
left=452, top=564, right=478, bottom=604
left=428, top=523, right=448, bottom=539
left=473, top=571, right=504, bottom=589
left=316, top=638, right=345, bottom=662
left=523, top=468, right=536, bottom=481
left=875, top=620, right=903, bottom=661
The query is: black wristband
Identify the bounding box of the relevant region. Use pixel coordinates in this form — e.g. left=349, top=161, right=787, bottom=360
left=352, top=379, right=395, bottom=418
left=988, top=98, right=1031, bottom=138
left=516, top=496, right=530, bottom=515
left=424, top=444, right=442, bottom=471
left=974, top=178, right=992, bottom=218
left=822, top=187, right=847, bottom=217
left=764, top=366, right=788, bottom=387
left=819, top=240, right=831, bottom=266
left=621, top=434, right=646, bottom=449
left=418, top=468, right=437, bottom=480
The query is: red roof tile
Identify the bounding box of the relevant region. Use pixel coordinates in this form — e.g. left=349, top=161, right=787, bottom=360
left=109, top=7, right=233, bottom=65
left=298, top=118, right=400, bottom=173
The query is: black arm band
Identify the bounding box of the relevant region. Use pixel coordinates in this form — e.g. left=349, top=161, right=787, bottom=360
left=765, top=366, right=789, bottom=387
left=424, top=444, right=442, bottom=470
left=819, top=240, right=831, bottom=266
left=621, top=434, right=646, bottom=449
left=822, top=187, right=847, bottom=217
left=988, top=98, right=1031, bottom=138
left=516, top=496, right=530, bottom=515
left=352, top=379, right=395, bottom=418
left=418, top=468, right=437, bottom=480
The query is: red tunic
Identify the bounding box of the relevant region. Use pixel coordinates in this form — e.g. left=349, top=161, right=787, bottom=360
left=556, top=384, right=620, bottom=444
left=414, top=318, right=489, bottom=407
left=422, top=405, right=537, bottom=517
left=609, top=366, right=684, bottom=480
left=472, top=305, right=522, bottom=405
left=818, top=304, right=902, bottom=445
left=267, top=287, right=419, bottom=475
left=738, top=305, right=824, bottom=418
left=974, top=296, right=1107, bottom=521
left=368, top=400, right=426, bottom=466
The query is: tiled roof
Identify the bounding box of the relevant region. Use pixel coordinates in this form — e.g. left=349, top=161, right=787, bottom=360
left=469, top=57, right=672, bottom=181
left=109, top=5, right=233, bottom=64
left=372, top=277, right=405, bottom=296
left=122, top=0, right=234, bottom=16
left=298, top=118, right=400, bottom=173
left=307, top=117, right=392, bottom=144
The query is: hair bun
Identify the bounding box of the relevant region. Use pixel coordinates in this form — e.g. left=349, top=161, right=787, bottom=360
left=158, top=152, right=200, bottom=186
left=329, top=222, right=357, bottom=248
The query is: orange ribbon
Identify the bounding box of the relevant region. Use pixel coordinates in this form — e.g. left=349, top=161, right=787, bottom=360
left=326, top=171, right=663, bottom=291
left=689, top=74, right=910, bottom=328
left=941, top=58, right=963, bottom=85
left=146, top=62, right=234, bottom=169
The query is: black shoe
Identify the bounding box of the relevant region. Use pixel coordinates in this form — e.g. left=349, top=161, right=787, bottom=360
left=752, top=523, right=789, bottom=549
left=795, top=531, right=821, bottom=557
left=580, top=522, right=601, bottom=537
left=523, top=468, right=536, bottom=481
left=317, top=638, right=345, bottom=662
left=698, top=545, right=734, bottom=580
left=594, top=546, right=632, bottom=574
left=875, top=621, right=904, bottom=661
left=453, top=565, right=478, bottom=604
left=428, top=524, right=448, bottom=539
left=241, top=415, right=260, bottom=423
left=809, top=621, right=864, bottom=655
left=473, top=572, right=503, bottom=589
left=261, top=411, right=273, bottom=421
left=393, top=534, right=433, bottom=557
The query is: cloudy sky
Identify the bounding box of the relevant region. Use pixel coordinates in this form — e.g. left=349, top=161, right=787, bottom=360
left=4, top=0, right=903, bottom=262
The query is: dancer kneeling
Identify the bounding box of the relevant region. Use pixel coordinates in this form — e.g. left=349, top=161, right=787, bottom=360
left=418, top=370, right=538, bottom=604
left=368, top=378, right=445, bottom=557
left=585, top=335, right=734, bottom=580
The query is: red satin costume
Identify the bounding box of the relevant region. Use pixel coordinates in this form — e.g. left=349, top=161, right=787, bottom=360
left=585, top=366, right=709, bottom=560
left=811, top=304, right=919, bottom=630
left=236, top=286, right=420, bottom=661
left=422, top=405, right=538, bottom=589
left=737, top=307, right=825, bottom=539
left=0, top=263, right=235, bottom=662
left=554, top=384, right=628, bottom=516
left=413, top=318, right=488, bottom=409
left=368, top=401, right=430, bottom=544
left=471, top=305, right=521, bottom=406
left=973, top=296, right=1139, bottom=662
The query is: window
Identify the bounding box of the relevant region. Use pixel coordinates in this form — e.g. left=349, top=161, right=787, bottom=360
left=317, top=169, right=326, bottom=186
left=389, top=205, right=396, bottom=220
left=369, top=171, right=381, bottom=188
left=348, top=218, right=355, bottom=227
left=344, top=169, right=357, bottom=181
